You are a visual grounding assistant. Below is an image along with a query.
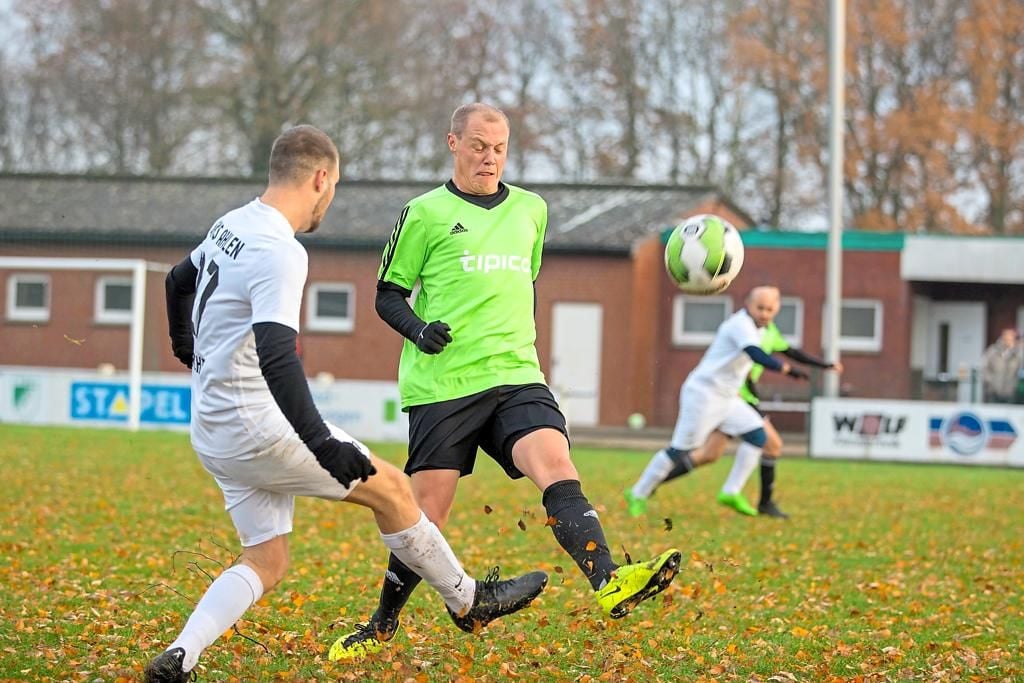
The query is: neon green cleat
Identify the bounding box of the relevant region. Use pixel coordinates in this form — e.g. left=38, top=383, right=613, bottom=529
left=623, top=489, right=648, bottom=517
left=716, top=491, right=758, bottom=516
left=595, top=548, right=682, bottom=618
left=328, top=617, right=399, bottom=662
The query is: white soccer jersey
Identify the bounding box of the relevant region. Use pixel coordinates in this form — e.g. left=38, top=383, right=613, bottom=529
left=685, top=309, right=766, bottom=397
left=188, top=198, right=307, bottom=457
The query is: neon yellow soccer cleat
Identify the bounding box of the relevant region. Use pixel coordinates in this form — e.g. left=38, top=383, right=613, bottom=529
left=623, top=489, right=648, bottom=518
left=716, top=491, right=758, bottom=516
left=328, top=618, right=399, bottom=662
left=596, top=548, right=682, bottom=618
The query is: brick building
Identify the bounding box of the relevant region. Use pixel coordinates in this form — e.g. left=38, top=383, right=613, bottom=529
left=2, top=174, right=1022, bottom=430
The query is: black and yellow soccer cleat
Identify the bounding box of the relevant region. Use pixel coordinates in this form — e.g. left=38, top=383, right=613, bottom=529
left=595, top=548, right=681, bottom=619
left=328, top=616, right=400, bottom=662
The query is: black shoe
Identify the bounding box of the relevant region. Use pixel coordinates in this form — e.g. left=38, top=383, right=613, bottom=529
left=144, top=647, right=195, bottom=682
left=447, top=567, right=548, bottom=634
left=758, top=500, right=789, bottom=519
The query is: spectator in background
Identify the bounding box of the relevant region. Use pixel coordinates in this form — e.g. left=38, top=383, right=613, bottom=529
left=981, top=328, right=1022, bottom=403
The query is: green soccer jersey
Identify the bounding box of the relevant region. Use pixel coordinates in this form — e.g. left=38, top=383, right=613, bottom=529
left=739, top=321, right=789, bottom=405
left=378, top=181, right=548, bottom=408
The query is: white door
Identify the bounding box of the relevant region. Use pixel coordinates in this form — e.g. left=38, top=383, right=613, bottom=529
left=550, top=302, right=603, bottom=427
left=925, top=301, right=986, bottom=379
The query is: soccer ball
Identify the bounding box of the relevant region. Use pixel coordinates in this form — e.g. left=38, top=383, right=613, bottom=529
left=664, top=214, right=745, bottom=294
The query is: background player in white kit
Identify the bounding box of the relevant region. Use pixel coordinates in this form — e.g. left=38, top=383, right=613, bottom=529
left=145, top=125, right=547, bottom=682
left=624, top=286, right=808, bottom=517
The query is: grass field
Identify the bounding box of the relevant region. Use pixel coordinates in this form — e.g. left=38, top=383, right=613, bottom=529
left=1, top=424, right=1021, bottom=682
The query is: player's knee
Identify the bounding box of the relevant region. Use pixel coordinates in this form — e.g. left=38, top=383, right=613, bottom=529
left=765, top=432, right=783, bottom=457
left=370, top=460, right=413, bottom=502
left=741, top=427, right=767, bottom=448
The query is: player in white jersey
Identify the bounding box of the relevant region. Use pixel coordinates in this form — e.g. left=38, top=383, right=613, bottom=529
left=624, top=286, right=808, bottom=517
left=144, top=125, right=547, bottom=683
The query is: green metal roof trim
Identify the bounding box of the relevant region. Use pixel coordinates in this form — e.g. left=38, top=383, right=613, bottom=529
left=659, top=227, right=905, bottom=251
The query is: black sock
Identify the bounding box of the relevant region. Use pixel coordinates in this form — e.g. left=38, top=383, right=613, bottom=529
left=371, top=553, right=422, bottom=625
left=662, top=448, right=695, bottom=483
left=542, top=479, right=618, bottom=590
left=759, top=457, right=777, bottom=506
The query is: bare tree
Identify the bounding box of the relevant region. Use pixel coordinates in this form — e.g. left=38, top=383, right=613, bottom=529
left=13, top=0, right=209, bottom=174
left=955, top=0, right=1024, bottom=233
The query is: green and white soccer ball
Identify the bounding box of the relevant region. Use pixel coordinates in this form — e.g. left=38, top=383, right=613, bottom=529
left=664, top=214, right=745, bottom=294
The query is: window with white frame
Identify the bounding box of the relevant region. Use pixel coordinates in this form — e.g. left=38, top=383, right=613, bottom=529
left=672, top=295, right=733, bottom=346
left=94, top=276, right=133, bottom=325
left=306, top=282, right=355, bottom=332
left=6, top=274, right=50, bottom=322
left=822, top=299, right=884, bottom=352
left=775, top=297, right=804, bottom=347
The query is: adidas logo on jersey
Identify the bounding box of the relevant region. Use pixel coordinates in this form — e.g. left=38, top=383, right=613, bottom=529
left=449, top=222, right=469, bottom=235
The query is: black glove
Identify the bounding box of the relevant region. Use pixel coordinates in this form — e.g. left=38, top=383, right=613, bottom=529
left=311, top=438, right=377, bottom=488
left=786, top=365, right=809, bottom=380
left=172, top=343, right=193, bottom=369
left=415, top=321, right=452, bottom=354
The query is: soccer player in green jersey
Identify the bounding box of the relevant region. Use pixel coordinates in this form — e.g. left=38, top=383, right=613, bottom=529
left=732, top=321, right=842, bottom=518
left=329, top=103, right=681, bottom=661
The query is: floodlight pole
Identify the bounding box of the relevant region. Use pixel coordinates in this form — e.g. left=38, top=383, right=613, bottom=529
left=824, top=0, right=846, bottom=398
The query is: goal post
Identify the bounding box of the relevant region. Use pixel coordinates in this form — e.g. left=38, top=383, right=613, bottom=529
left=0, top=256, right=171, bottom=430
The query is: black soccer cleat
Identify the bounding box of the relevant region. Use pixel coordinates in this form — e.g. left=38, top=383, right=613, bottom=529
left=447, top=567, right=548, bottom=634
left=758, top=500, right=790, bottom=519
left=144, top=647, right=195, bottom=682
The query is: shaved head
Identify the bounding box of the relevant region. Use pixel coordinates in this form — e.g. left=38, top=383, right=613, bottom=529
left=747, top=286, right=780, bottom=306
left=745, top=286, right=781, bottom=327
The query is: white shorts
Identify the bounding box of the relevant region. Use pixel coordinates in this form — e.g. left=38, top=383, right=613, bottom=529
left=196, top=422, right=370, bottom=547
left=669, top=382, right=764, bottom=450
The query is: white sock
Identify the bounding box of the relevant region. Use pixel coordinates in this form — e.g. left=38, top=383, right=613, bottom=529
left=721, top=442, right=763, bottom=495
left=380, top=512, right=476, bottom=615
left=631, top=449, right=673, bottom=498
left=167, top=564, right=264, bottom=672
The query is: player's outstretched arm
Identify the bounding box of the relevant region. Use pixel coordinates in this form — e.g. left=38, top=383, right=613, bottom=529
left=253, top=321, right=376, bottom=487
left=375, top=281, right=452, bottom=354
left=744, top=345, right=807, bottom=380
left=782, top=347, right=841, bottom=373
left=165, top=256, right=199, bottom=368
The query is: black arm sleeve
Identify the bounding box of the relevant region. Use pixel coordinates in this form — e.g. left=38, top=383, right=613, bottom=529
left=165, top=256, right=199, bottom=366
left=253, top=321, right=331, bottom=452
left=782, top=347, right=832, bottom=368
left=744, top=345, right=784, bottom=372
left=375, top=280, right=428, bottom=342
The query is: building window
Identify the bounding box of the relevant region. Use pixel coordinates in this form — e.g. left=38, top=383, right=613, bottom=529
left=95, top=276, right=133, bottom=325
left=6, top=274, right=50, bottom=322
left=306, top=282, right=355, bottom=333
left=672, top=295, right=733, bottom=346
left=823, top=299, right=883, bottom=352
left=775, top=297, right=804, bottom=347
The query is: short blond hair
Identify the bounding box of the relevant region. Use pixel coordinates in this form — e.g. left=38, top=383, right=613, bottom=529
left=268, top=125, right=338, bottom=185
left=450, top=103, right=509, bottom=137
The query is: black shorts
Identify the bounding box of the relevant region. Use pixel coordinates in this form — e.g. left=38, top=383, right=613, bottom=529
left=406, top=383, right=568, bottom=479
